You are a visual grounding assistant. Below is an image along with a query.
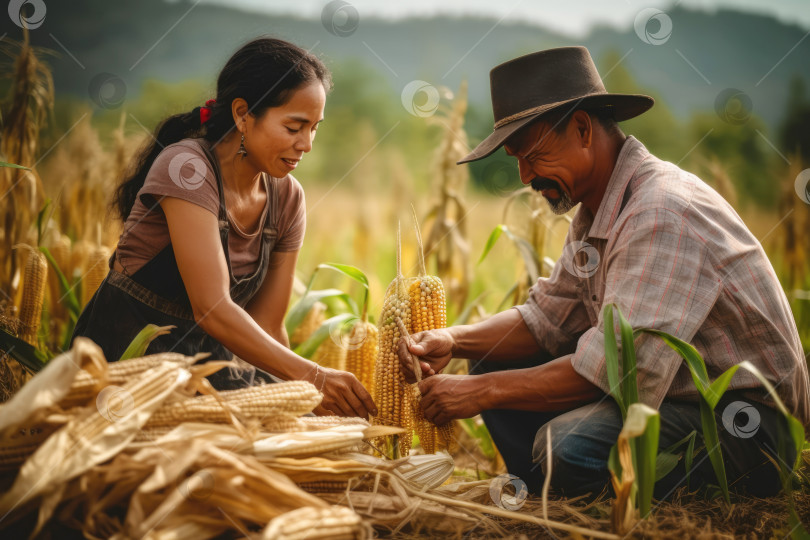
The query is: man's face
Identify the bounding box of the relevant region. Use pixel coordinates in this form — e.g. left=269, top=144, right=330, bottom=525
left=503, top=117, right=590, bottom=215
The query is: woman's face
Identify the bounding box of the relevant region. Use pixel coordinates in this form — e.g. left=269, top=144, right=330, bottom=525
left=243, top=81, right=326, bottom=178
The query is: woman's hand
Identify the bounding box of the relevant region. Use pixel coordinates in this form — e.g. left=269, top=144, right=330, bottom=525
left=311, top=366, right=377, bottom=420
left=398, top=328, right=455, bottom=383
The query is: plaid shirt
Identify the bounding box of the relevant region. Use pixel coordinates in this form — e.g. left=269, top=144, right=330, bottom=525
left=515, top=137, right=810, bottom=427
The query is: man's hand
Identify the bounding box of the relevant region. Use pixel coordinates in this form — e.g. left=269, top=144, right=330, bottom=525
left=398, top=328, right=455, bottom=383
left=417, top=374, right=487, bottom=425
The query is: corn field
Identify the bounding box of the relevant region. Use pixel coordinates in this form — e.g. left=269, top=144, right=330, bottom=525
left=0, top=30, right=809, bottom=539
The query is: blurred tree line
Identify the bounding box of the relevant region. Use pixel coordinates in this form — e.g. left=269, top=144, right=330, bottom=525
left=36, top=49, right=810, bottom=213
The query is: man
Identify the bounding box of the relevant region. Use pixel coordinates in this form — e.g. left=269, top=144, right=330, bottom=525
left=398, top=46, right=810, bottom=498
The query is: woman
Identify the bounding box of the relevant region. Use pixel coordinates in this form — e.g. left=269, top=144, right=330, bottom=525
left=72, top=37, right=376, bottom=419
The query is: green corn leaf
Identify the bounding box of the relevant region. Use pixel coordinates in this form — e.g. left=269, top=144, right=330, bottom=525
left=294, top=313, right=356, bottom=359
left=617, top=308, right=639, bottom=410
left=478, top=224, right=507, bottom=265
left=119, top=324, right=175, bottom=361
left=285, top=289, right=352, bottom=337
left=0, top=328, right=48, bottom=373
left=699, top=400, right=730, bottom=503
left=654, top=451, right=681, bottom=482
left=603, top=304, right=625, bottom=418
left=643, top=327, right=730, bottom=502
left=685, top=430, right=698, bottom=491
left=317, top=262, right=369, bottom=289
left=40, top=246, right=81, bottom=320
left=317, top=263, right=370, bottom=319
left=642, top=329, right=710, bottom=394
left=35, top=199, right=52, bottom=248
left=0, top=161, right=30, bottom=170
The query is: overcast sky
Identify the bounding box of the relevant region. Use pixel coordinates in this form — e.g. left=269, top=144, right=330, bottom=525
left=200, top=0, right=810, bottom=36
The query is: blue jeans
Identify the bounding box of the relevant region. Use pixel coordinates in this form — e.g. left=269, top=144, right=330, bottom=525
left=470, top=358, right=791, bottom=499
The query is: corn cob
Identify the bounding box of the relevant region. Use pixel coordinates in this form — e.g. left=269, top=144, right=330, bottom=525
left=81, top=244, right=110, bottom=307
left=311, top=333, right=347, bottom=371
left=298, top=480, right=349, bottom=493
left=373, top=225, right=412, bottom=457
left=144, top=381, right=322, bottom=429
left=261, top=505, right=366, bottom=540
left=408, top=212, right=456, bottom=453
left=344, top=321, right=377, bottom=394
left=61, top=352, right=193, bottom=408
left=290, top=301, right=326, bottom=347
left=18, top=246, right=47, bottom=347
left=300, top=415, right=370, bottom=430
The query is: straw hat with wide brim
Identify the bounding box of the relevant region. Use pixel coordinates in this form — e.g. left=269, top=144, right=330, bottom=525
left=458, top=46, right=654, bottom=164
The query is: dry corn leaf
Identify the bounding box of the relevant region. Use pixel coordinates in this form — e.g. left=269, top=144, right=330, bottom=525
left=0, top=360, right=191, bottom=520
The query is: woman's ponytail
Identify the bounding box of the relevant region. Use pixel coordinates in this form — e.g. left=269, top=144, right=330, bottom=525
left=111, top=110, right=203, bottom=220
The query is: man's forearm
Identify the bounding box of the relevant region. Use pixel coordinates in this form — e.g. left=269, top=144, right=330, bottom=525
left=481, top=355, right=603, bottom=411
left=448, top=308, right=542, bottom=362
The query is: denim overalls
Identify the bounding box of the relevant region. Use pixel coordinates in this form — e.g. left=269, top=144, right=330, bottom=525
left=72, top=139, right=277, bottom=389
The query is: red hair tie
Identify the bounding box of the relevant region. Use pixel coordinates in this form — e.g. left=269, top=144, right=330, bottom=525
left=200, top=99, right=216, bottom=124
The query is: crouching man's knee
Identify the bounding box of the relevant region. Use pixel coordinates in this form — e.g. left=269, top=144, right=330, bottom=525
left=532, top=401, right=624, bottom=497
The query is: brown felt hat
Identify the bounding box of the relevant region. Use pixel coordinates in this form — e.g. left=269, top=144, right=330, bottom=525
left=458, top=46, right=654, bottom=164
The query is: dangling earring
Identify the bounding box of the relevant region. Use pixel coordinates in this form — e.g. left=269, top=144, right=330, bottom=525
left=237, top=133, right=247, bottom=159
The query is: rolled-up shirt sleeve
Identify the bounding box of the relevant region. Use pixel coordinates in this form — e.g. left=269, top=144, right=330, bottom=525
left=570, top=208, right=722, bottom=409
left=514, top=251, right=592, bottom=358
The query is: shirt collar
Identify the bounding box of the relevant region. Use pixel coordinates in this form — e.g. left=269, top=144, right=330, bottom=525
left=586, top=136, right=651, bottom=240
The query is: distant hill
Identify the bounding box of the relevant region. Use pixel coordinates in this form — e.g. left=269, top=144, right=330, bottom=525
left=12, top=0, right=810, bottom=130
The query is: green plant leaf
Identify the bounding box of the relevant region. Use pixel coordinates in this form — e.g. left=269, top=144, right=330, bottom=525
left=617, top=308, right=639, bottom=410
left=40, top=246, right=81, bottom=320
left=317, top=263, right=369, bottom=289
left=642, top=329, right=710, bottom=394
left=317, top=263, right=370, bottom=319
left=603, top=304, right=625, bottom=418
left=118, top=324, right=175, bottom=360
left=478, top=224, right=507, bottom=265
left=0, top=161, right=30, bottom=170
left=285, top=289, right=351, bottom=337
left=654, top=451, right=681, bottom=482
left=35, top=199, right=52, bottom=248
left=294, top=313, right=356, bottom=359
left=0, top=328, right=48, bottom=373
